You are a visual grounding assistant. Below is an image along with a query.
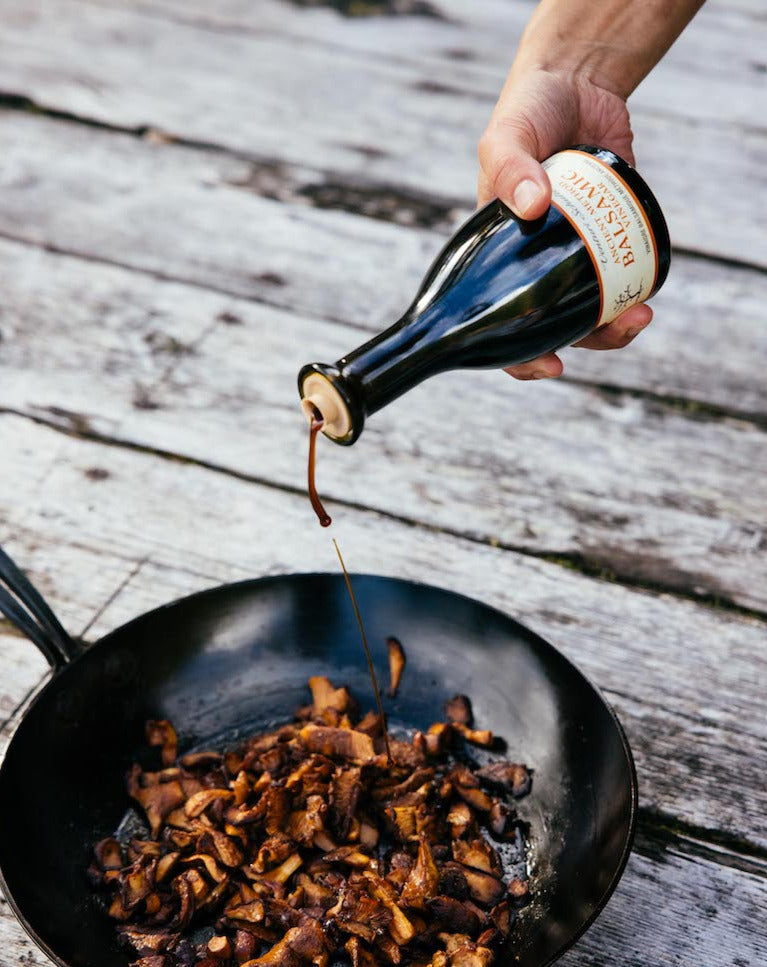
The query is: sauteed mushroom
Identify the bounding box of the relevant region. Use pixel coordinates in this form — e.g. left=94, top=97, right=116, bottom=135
left=387, top=638, right=407, bottom=698
left=90, top=674, right=531, bottom=967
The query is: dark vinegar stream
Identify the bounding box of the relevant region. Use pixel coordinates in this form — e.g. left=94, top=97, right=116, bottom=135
left=333, top=538, right=392, bottom=766
left=308, top=414, right=332, bottom=527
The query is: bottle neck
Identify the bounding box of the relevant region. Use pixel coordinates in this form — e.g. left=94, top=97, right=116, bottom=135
left=338, top=302, right=455, bottom=419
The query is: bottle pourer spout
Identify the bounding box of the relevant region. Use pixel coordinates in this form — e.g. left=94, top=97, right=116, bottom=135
left=300, top=372, right=352, bottom=442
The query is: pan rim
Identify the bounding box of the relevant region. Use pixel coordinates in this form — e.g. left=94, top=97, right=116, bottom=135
left=0, top=570, right=638, bottom=967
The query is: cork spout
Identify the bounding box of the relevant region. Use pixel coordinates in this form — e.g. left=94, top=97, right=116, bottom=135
left=299, top=369, right=354, bottom=443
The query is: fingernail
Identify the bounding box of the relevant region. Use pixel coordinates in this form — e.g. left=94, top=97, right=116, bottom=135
left=513, top=179, right=543, bottom=217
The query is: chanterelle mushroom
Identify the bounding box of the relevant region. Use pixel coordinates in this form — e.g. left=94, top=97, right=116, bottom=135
left=91, top=673, right=531, bottom=967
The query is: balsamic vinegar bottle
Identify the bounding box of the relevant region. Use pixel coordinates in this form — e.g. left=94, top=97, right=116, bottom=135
left=299, top=146, right=670, bottom=444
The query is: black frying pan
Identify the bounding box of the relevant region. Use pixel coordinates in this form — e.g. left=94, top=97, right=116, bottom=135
left=0, top=547, right=636, bottom=967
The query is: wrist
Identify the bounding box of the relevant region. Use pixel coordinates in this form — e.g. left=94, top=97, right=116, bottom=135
left=509, top=2, right=649, bottom=101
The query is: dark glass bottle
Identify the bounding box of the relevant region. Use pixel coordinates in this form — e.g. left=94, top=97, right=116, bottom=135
left=299, top=146, right=670, bottom=444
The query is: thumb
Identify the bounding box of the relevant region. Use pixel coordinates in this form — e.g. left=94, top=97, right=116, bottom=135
left=478, top=117, right=551, bottom=219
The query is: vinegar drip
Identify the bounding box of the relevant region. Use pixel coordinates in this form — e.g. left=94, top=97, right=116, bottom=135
left=308, top=411, right=332, bottom=528
left=333, top=538, right=392, bottom=766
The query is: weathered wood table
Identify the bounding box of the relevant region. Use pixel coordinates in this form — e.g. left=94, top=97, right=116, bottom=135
left=1, top=1, right=765, bottom=963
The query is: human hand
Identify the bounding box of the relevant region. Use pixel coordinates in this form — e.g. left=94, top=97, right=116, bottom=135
left=478, top=67, right=653, bottom=381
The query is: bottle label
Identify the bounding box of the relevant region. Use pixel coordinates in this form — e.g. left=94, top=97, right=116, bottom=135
left=542, top=150, right=659, bottom=327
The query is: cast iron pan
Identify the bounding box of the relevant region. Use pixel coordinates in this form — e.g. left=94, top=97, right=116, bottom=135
left=0, top=546, right=636, bottom=967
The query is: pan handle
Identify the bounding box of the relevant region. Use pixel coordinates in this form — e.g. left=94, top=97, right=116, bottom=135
left=0, top=547, right=79, bottom=669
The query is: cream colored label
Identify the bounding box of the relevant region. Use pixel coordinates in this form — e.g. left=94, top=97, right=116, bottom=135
left=542, top=150, right=658, bottom=326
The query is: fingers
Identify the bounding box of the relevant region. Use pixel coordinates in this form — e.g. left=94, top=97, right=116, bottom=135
left=504, top=304, right=653, bottom=381
left=504, top=352, right=563, bottom=381
left=573, top=303, right=653, bottom=350
left=477, top=117, right=551, bottom=219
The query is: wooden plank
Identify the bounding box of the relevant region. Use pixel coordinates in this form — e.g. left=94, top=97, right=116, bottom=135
left=0, top=1, right=765, bottom=266
left=0, top=116, right=766, bottom=418
left=0, top=238, right=764, bottom=612
left=0, top=415, right=765, bottom=848
left=110, top=0, right=767, bottom=130
left=557, top=831, right=767, bottom=967
left=11, top=0, right=767, bottom=131
left=0, top=631, right=48, bottom=732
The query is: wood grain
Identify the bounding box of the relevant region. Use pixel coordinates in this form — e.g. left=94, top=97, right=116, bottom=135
left=0, top=237, right=764, bottom=612
left=0, top=0, right=765, bottom=266
left=105, top=0, right=767, bottom=129
left=1, top=115, right=766, bottom=419
left=0, top=414, right=765, bottom=848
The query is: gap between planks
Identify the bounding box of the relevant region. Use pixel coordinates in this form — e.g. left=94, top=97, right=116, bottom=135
left=0, top=90, right=764, bottom=281
left=2, top=404, right=765, bottom=625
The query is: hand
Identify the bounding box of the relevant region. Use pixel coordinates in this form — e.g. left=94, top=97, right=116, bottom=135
left=478, top=67, right=653, bottom=381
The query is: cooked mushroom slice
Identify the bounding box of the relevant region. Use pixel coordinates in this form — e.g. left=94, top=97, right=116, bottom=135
left=448, top=770, right=493, bottom=813
left=416, top=722, right=454, bottom=758
left=253, top=834, right=295, bottom=874
left=185, top=788, right=235, bottom=818
left=222, top=899, right=266, bottom=926
left=451, top=840, right=502, bottom=877
left=345, top=936, right=379, bottom=967
left=454, top=786, right=493, bottom=814
left=427, top=897, right=481, bottom=937
left=121, top=862, right=154, bottom=910
left=132, top=956, right=168, bottom=967
left=487, top=800, right=515, bottom=840
left=232, top=769, right=251, bottom=806
left=363, top=872, right=416, bottom=945
left=285, top=756, right=334, bottom=798
left=386, top=637, right=406, bottom=698
left=387, top=738, right=426, bottom=770
left=234, top=930, right=258, bottom=963
left=446, top=800, right=474, bottom=840
left=329, top=766, right=361, bottom=841
left=373, top=768, right=436, bottom=803
left=439, top=862, right=469, bottom=900
left=197, top=828, right=244, bottom=869
left=117, top=925, right=173, bottom=954
left=241, top=935, right=301, bottom=967
left=358, top=815, right=379, bottom=850
left=475, top=762, right=531, bottom=798
left=288, top=795, right=328, bottom=846
left=313, top=830, right=338, bottom=853
left=322, top=845, right=372, bottom=869
left=181, top=852, right=227, bottom=884
left=443, top=864, right=504, bottom=908
left=146, top=720, right=178, bottom=767
left=296, top=874, right=334, bottom=910
left=386, top=804, right=417, bottom=842
left=355, top=710, right=384, bottom=737
left=264, top=786, right=292, bottom=836
left=507, top=878, right=529, bottom=902
left=179, top=750, right=223, bottom=770
left=264, top=853, right=304, bottom=886
left=444, top=696, right=473, bottom=727
left=299, top=726, right=375, bottom=763
left=128, top=765, right=186, bottom=838
left=399, top=837, right=439, bottom=910
left=207, top=935, right=233, bottom=960
left=93, top=837, right=124, bottom=872
left=440, top=934, right=494, bottom=967
left=336, top=894, right=392, bottom=943
left=376, top=934, right=404, bottom=964
left=452, top=724, right=494, bottom=748
left=309, top=676, right=355, bottom=717
left=489, top=900, right=512, bottom=935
